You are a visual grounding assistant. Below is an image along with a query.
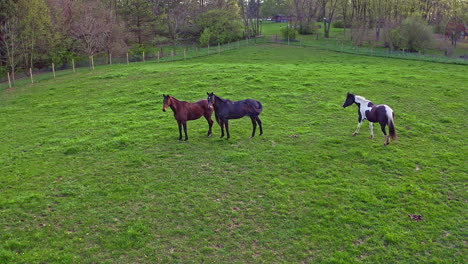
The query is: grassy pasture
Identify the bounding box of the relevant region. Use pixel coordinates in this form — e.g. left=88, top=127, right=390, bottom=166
left=0, top=45, right=466, bottom=263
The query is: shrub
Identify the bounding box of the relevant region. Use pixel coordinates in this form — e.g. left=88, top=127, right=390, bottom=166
left=297, top=21, right=317, bottom=34
left=199, top=28, right=212, bottom=47
left=391, top=17, right=434, bottom=52
left=128, top=44, right=152, bottom=59
left=332, top=20, right=345, bottom=28
left=280, top=24, right=298, bottom=40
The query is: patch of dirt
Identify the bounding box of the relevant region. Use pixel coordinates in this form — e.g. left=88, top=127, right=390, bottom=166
left=408, top=214, right=423, bottom=221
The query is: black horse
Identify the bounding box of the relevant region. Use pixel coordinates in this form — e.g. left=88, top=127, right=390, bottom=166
left=207, top=92, right=263, bottom=139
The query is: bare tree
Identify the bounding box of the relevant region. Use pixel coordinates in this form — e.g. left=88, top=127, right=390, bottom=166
left=71, top=2, right=111, bottom=56
left=319, top=0, right=339, bottom=38
left=1, top=16, right=20, bottom=81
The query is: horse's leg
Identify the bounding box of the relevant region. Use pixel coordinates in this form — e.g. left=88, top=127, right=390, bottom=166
left=225, top=119, right=230, bottom=139
left=369, top=122, right=374, bottom=139
left=177, top=120, right=183, bottom=141
left=257, top=117, right=263, bottom=136
left=353, top=121, right=362, bottom=136
left=380, top=122, right=389, bottom=145
left=250, top=116, right=257, bottom=138
left=183, top=121, right=188, bottom=141
left=204, top=114, right=213, bottom=137
left=219, top=119, right=225, bottom=138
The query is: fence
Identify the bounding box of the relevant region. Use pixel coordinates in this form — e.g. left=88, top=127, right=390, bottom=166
left=269, top=34, right=468, bottom=65
left=1, top=35, right=466, bottom=90
left=0, top=37, right=272, bottom=90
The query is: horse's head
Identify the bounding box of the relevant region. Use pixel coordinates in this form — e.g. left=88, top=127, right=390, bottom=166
left=343, top=92, right=355, bottom=108
left=207, top=92, right=215, bottom=110
left=162, top=94, right=171, bottom=112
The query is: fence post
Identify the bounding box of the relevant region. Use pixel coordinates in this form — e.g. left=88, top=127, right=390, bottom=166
left=184, top=48, right=186, bottom=60
left=208, top=44, right=210, bottom=55
left=143, top=51, right=145, bottom=62
left=7, top=72, right=12, bottom=88
left=109, top=53, right=112, bottom=65
left=52, top=63, right=55, bottom=78
left=288, top=36, right=290, bottom=46
left=72, top=59, right=75, bottom=73
left=218, top=43, right=220, bottom=54
left=157, top=51, right=160, bottom=63
left=29, top=68, right=33, bottom=84
left=126, top=53, right=129, bottom=65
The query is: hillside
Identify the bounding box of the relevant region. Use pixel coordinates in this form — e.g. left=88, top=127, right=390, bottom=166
left=1, top=45, right=466, bottom=263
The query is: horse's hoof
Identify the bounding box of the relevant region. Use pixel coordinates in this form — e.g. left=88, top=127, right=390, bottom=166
left=353, top=133, right=358, bottom=136
left=370, top=136, right=374, bottom=139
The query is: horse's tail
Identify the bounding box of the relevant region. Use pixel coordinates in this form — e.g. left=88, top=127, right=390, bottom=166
left=388, top=110, right=396, bottom=141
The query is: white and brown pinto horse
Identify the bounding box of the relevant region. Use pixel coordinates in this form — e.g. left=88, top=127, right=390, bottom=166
left=343, top=93, right=396, bottom=145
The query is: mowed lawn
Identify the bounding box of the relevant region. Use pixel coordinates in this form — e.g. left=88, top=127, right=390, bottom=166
left=0, top=45, right=466, bottom=263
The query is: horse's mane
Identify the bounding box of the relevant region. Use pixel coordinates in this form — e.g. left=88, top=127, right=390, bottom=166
left=169, top=96, right=188, bottom=104
left=215, top=95, right=229, bottom=103
left=354, top=95, right=373, bottom=105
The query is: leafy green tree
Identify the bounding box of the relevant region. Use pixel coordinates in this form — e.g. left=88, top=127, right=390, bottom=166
left=261, top=0, right=288, bottom=18
left=118, top=0, right=157, bottom=44
left=197, top=9, right=243, bottom=45
left=17, top=0, right=52, bottom=70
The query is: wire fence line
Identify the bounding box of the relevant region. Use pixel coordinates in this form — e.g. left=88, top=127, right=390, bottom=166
left=1, top=36, right=466, bottom=91
left=0, top=38, right=263, bottom=90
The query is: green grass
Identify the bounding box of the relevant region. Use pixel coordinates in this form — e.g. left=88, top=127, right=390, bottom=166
left=1, top=45, right=466, bottom=263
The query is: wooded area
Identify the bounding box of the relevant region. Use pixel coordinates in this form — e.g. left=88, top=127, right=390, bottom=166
left=1, top=0, right=466, bottom=78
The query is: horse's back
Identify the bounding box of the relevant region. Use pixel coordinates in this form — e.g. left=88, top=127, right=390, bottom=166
left=367, top=104, right=392, bottom=123
left=194, top=99, right=209, bottom=108
left=240, top=99, right=262, bottom=115
left=183, top=99, right=211, bottom=120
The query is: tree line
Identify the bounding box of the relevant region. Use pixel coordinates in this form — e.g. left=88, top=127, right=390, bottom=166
left=1, top=0, right=466, bottom=78
left=0, top=0, right=261, bottom=78
left=275, top=0, right=466, bottom=47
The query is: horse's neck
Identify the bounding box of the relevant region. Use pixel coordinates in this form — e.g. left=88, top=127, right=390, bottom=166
left=169, top=98, right=182, bottom=112
left=215, top=96, right=229, bottom=106
left=355, top=96, right=372, bottom=107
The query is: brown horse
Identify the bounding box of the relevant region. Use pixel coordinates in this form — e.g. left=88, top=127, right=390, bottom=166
left=162, top=95, right=213, bottom=141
